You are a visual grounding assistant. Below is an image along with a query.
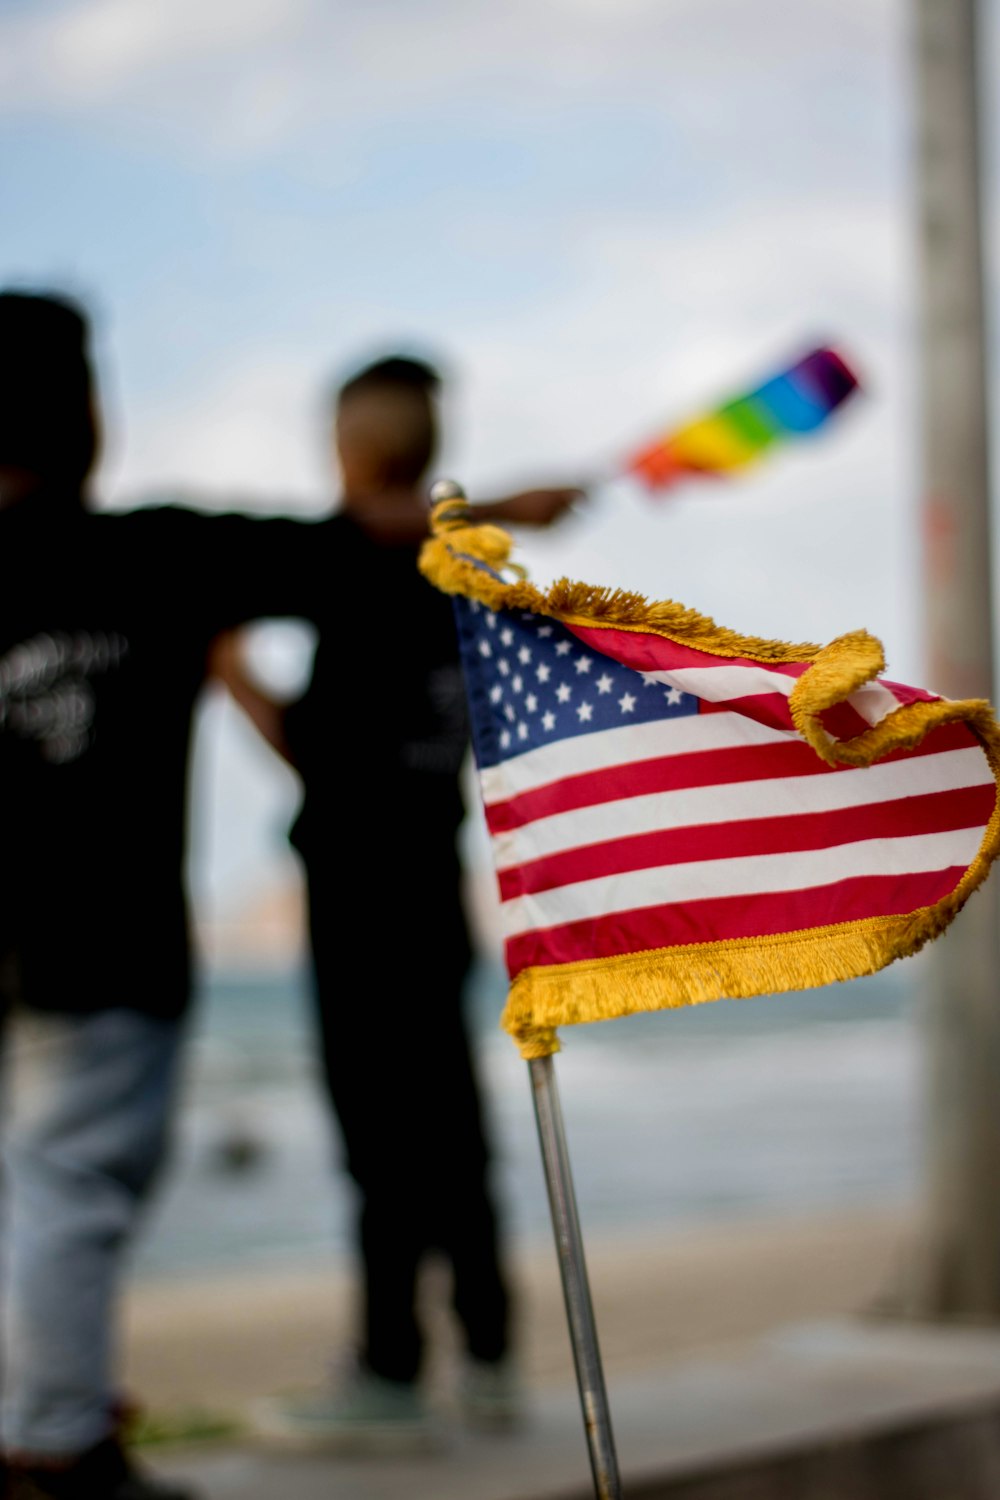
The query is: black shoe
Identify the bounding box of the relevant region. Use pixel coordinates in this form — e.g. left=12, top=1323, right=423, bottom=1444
left=6, top=1437, right=197, bottom=1500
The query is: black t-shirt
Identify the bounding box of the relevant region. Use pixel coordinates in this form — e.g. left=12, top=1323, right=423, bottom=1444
left=285, top=516, right=468, bottom=873
left=0, top=491, right=361, bottom=1019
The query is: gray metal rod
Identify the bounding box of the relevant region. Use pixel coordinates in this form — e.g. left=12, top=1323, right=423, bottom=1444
left=903, top=0, right=1000, bottom=1319
left=529, top=1053, right=624, bottom=1499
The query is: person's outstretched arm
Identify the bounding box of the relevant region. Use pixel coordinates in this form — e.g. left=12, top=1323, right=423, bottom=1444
left=345, top=482, right=586, bottom=544
left=208, top=629, right=295, bottom=767
left=473, top=486, right=586, bottom=528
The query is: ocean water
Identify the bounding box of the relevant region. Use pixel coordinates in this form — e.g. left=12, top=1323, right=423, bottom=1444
left=134, top=956, right=924, bottom=1280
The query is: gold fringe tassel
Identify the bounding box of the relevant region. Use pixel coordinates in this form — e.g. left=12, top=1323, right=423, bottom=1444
left=421, top=501, right=1000, bottom=1059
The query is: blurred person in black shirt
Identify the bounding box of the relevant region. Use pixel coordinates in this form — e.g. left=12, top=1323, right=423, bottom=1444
left=0, top=291, right=392, bottom=1500
left=211, top=356, right=581, bottom=1448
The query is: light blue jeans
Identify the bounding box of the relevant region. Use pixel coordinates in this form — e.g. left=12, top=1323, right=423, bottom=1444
left=1, top=1007, right=183, bottom=1456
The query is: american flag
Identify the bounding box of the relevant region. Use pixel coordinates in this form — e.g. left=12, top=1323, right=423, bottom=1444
left=453, top=597, right=997, bottom=983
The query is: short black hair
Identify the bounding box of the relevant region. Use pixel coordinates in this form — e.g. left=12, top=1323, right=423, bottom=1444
left=337, top=354, right=442, bottom=405
left=334, top=354, right=443, bottom=486
left=0, top=291, right=98, bottom=483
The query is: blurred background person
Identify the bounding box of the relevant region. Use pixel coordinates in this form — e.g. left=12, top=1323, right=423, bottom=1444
left=211, top=353, right=582, bottom=1448
left=0, top=289, right=208, bottom=1500
left=0, top=292, right=435, bottom=1500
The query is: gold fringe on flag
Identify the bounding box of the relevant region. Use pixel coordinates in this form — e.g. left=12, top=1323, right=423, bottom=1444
left=421, top=500, right=1000, bottom=1059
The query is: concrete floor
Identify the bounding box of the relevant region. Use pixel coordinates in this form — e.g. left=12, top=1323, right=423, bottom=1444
left=151, top=1320, right=1000, bottom=1500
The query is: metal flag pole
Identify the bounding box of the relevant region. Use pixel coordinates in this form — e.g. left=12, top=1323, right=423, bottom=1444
left=529, top=1053, right=624, bottom=1500
left=427, top=479, right=622, bottom=1495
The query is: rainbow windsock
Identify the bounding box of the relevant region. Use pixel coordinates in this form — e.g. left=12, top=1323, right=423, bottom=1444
left=625, top=346, right=860, bottom=491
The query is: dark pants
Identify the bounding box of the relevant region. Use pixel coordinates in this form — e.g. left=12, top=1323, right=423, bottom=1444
left=305, top=862, right=510, bottom=1384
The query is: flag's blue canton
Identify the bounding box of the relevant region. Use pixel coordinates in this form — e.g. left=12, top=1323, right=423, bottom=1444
left=453, top=598, right=698, bottom=771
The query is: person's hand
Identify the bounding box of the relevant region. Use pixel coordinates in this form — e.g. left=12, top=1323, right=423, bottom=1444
left=486, top=486, right=586, bottom=528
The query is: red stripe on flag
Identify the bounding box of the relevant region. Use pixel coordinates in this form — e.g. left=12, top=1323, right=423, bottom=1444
left=819, top=700, right=878, bottom=740
left=698, top=693, right=798, bottom=733
left=504, top=868, right=969, bottom=971
left=699, top=693, right=875, bottom=741
left=879, top=679, right=939, bottom=706
left=484, top=721, right=978, bottom=834
left=496, top=784, right=996, bottom=900
left=566, top=624, right=810, bottom=679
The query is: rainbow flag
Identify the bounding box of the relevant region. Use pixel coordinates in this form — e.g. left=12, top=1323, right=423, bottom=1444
left=626, top=346, right=860, bottom=491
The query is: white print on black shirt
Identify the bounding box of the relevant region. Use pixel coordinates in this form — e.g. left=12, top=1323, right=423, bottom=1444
left=0, top=631, right=129, bottom=763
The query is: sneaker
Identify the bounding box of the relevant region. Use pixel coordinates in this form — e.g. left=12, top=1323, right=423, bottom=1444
left=458, top=1356, right=525, bottom=1430
left=5, top=1437, right=197, bottom=1500
left=253, top=1361, right=439, bottom=1454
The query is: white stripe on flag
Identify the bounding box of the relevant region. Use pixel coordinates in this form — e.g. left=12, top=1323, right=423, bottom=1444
left=479, top=713, right=790, bottom=806
left=639, top=667, right=905, bottom=725
left=848, top=681, right=908, bottom=726
left=500, top=826, right=984, bottom=937
left=490, top=747, right=991, bottom=871
left=639, top=664, right=800, bottom=702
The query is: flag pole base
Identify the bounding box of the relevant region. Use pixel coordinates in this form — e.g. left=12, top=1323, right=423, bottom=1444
left=529, top=1053, right=624, bottom=1500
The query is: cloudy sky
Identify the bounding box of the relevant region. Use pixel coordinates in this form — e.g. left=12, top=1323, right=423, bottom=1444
left=2, top=0, right=989, bottom=935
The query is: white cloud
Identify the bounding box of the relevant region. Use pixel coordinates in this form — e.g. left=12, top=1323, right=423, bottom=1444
left=107, top=351, right=332, bottom=510
left=0, top=0, right=308, bottom=100
left=0, top=0, right=902, bottom=159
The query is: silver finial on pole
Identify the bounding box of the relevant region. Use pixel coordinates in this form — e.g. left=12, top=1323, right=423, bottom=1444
left=429, top=478, right=467, bottom=506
